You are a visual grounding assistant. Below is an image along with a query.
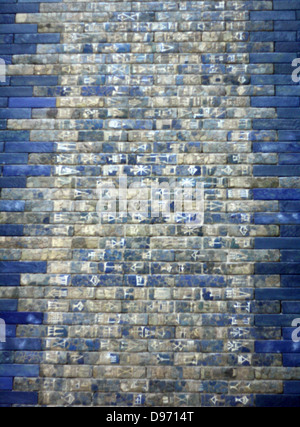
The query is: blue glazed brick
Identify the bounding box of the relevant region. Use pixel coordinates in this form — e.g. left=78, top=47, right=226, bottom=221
left=279, top=154, right=300, bottom=165
left=0, top=15, right=15, bottom=24
left=251, top=97, right=299, bottom=108
left=0, top=225, right=23, bottom=236
left=0, top=34, right=13, bottom=43
left=255, top=263, right=300, bottom=275
left=255, top=341, right=300, bottom=353
left=250, top=53, right=296, bottom=63
left=279, top=131, right=300, bottom=141
left=0, top=2, right=39, bottom=13
left=0, top=274, right=20, bottom=286
left=5, top=325, right=16, bottom=338
left=0, top=312, right=43, bottom=324
left=276, top=42, right=300, bottom=52
left=0, top=338, right=41, bottom=351
left=255, top=315, right=297, bottom=327
left=281, top=226, right=300, bottom=237
left=282, top=302, right=300, bottom=313
left=14, top=33, right=61, bottom=43
left=87, top=274, right=123, bottom=287
left=18, top=0, right=62, bottom=2
left=75, top=119, right=104, bottom=130
left=253, top=189, right=300, bottom=200
left=148, top=275, right=174, bottom=287
left=253, top=118, right=300, bottom=130
left=281, top=251, right=300, bottom=262
left=278, top=109, right=300, bottom=119
left=3, top=165, right=52, bottom=176
left=0, top=87, right=33, bottom=97
left=0, top=44, right=36, bottom=54
left=255, top=238, right=300, bottom=249
left=0, top=109, right=31, bottom=119
left=277, top=87, right=300, bottom=97
left=253, top=166, right=300, bottom=176
left=202, top=314, right=250, bottom=327
left=0, top=4, right=39, bottom=13
left=0, top=352, right=13, bottom=364
left=0, top=131, right=30, bottom=141
left=0, top=392, right=38, bottom=405
left=0, top=300, right=18, bottom=311
left=0, top=153, right=28, bottom=164
left=0, top=177, right=26, bottom=188
left=250, top=11, right=295, bottom=21
left=251, top=75, right=294, bottom=85
left=256, top=395, right=300, bottom=407
left=0, top=24, right=37, bottom=34
left=284, top=382, right=300, bottom=394
left=256, top=289, right=300, bottom=301
left=282, top=276, right=300, bottom=287
left=11, top=75, right=59, bottom=86
left=0, top=201, right=25, bottom=211
left=283, top=355, right=300, bottom=367
left=0, top=262, right=47, bottom=273
left=275, top=64, right=295, bottom=74
left=255, top=213, right=300, bottom=224
left=0, top=99, right=7, bottom=108
left=275, top=21, right=300, bottom=31
left=9, top=98, right=56, bottom=108
left=175, top=275, right=226, bottom=288
left=251, top=32, right=296, bottom=42
left=5, top=142, right=54, bottom=153
left=0, top=378, right=12, bottom=390
left=274, top=0, right=300, bottom=9
left=0, top=365, right=39, bottom=377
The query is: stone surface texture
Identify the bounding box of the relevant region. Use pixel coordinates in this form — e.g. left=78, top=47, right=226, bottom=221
left=0, top=0, right=300, bottom=407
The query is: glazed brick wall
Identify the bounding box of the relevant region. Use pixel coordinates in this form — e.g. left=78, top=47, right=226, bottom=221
left=0, top=0, right=300, bottom=407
